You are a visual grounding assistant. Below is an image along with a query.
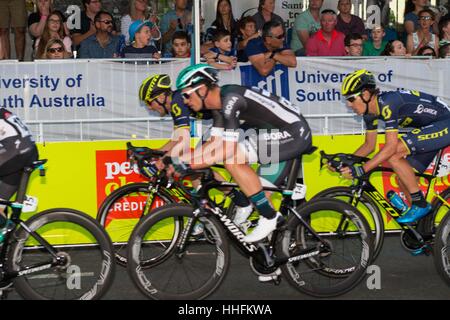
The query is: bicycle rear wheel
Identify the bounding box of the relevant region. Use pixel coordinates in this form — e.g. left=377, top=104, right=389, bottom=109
left=312, top=186, right=384, bottom=262
left=433, top=209, right=450, bottom=287
left=278, top=198, right=372, bottom=298
left=97, top=183, right=174, bottom=266
left=9, top=208, right=115, bottom=300
left=127, top=203, right=230, bottom=300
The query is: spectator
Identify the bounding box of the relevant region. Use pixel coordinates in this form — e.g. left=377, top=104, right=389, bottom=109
left=237, top=16, right=259, bottom=62
left=203, top=29, right=236, bottom=70
left=344, top=33, right=363, bottom=56
left=252, top=0, right=284, bottom=31
left=404, top=0, right=429, bottom=35
left=362, top=25, right=387, bottom=56
left=291, top=0, right=323, bottom=56
left=381, top=40, right=410, bottom=56
left=122, top=20, right=160, bottom=59
left=406, top=9, right=439, bottom=56
left=0, top=0, right=27, bottom=60
left=164, top=30, right=190, bottom=58
left=438, top=42, right=450, bottom=58
left=78, top=11, right=120, bottom=59
left=34, top=11, right=72, bottom=60
left=306, top=10, right=346, bottom=57
left=120, top=0, right=160, bottom=45
left=160, top=0, right=192, bottom=55
left=438, top=16, right=450, bottom=43
left=40, top=38, right=70, bottom=59
left=245, top=20, right=296, bottom=77
left=70, top=0, right=102, bottom=48
left=336, top=0, right=366, bottom=39
left=416, top=45, right=436, bottom=56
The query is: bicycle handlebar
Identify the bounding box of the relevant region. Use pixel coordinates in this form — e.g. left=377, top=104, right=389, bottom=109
left=320, top=151, right=370, bottom=171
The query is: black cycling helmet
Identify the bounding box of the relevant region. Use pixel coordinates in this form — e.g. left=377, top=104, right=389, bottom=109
left=341, top=69, right=377, bottom=97
left=139, top=74, right=172, bottom=103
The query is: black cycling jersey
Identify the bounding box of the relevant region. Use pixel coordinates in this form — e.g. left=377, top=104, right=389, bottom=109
left=170, top=91, right=212, bottom=131
left=0, top=109, right=38, bottom=199
left=212, top=85, right=312, bottom=163
left=364, top=90, right=450, bottom=131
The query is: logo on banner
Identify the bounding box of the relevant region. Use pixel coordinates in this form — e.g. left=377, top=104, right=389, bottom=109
left=95, top=150, right=165, bottom=227
left=239, top=64, right=289, bottom=99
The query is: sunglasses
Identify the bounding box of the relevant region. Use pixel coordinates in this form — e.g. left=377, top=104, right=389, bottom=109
left=47, top=47, right=64, bottom=53
left=270, top=33, right=285, bottom=40
left=419, top=16, right=433, bottom=20
left=99, top=20, right=113, bottom=25
left=344, top=92, right=361, bottom=102
left=181, top=85, right=204, bottom=100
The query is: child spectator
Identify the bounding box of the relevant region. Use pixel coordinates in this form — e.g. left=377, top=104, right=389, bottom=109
left=438, top=42, right=450, bottom=58
left=123, top=20, right=161, bottom=59
left=164, top=30, right=191, bottom=58
left=406, top=9, right=439, bottom=56
left=203, top=29, right=237, bottom=70
left=416, top=45, right=436, bottom=56
left=381, top=40, right=411, bottom=57
left=344, top=33, right=363, bottom=56
left=237, top=16, right=259, bottom=62
left=362, top=25, right=387, bottom=56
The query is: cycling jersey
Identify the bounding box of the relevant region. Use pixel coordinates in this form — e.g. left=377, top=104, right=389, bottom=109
left=212, top=85, right=312, bottom=163
left=363, top=90, right=450, bottom=132
left=170, top=90, right=212, bottom=132
left=363, top=90, right=450, bottom=173
left=0, top=109, right=38, bottom=199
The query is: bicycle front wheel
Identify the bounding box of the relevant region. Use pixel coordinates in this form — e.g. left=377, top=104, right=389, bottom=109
left=9, top=208, right=115, bottom=300
left=278, top=198, right=372, bottom=298
left=312, top=186, right=384, bottom=262
left=127, top=203, right=230, bottom=300
left=97, top=182, right=174, bottom=266
left=433, top=209, right=450, bottom=287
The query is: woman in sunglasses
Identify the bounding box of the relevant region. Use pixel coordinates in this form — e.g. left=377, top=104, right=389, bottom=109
left=340, top=69, right=450, bottom=224
left=41, top=38, right=69, bottom=59
left=406, top=9, right=439, bottom=56
left=34, top=11, right=72, bottom=59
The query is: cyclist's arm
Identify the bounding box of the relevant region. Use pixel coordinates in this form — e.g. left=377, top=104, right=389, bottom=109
left=161, top=127, right=191, bottom=157
left=354, top=130, right=377, bottom=157
left=361, top=130, right=398, bottom=172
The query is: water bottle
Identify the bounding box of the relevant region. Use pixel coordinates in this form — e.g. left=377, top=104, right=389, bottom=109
left=387, top=190, right=408, bottom=213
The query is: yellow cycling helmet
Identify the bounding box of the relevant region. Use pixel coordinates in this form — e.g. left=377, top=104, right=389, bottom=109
left=139, top=74, right=172, bottom=103
left=341, top=69, right=377, bottom=97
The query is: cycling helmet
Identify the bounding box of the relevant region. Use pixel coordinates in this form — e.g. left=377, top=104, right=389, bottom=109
left=341, top=69, right=377, bottom=97
left=176, top=64, right=219, bottom=90
left=139, top=74, right=172, bottom=103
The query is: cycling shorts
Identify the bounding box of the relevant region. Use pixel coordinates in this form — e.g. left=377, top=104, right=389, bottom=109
left=400, top=118, right=450, bottom=173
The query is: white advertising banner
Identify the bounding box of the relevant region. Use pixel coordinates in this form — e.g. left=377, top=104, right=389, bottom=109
left=0, top=58, right=449, bottom=140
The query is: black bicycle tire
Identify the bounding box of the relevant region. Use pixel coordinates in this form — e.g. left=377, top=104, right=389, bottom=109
left=97, top=182, right=175, bottom=266
left=127, top=203, right=230, bottom=300
left=9, top=208, right=116, bottom=300
left=278, top=198, right=373, bottom=298
left=433, top=208, right=450, bottom=287
left=312, top=186, right=384, bottom=262
left=425, top=187, right=450, bottom=235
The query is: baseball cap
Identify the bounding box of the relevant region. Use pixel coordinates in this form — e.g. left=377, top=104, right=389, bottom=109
left=129, top=20, right=154, bottom=43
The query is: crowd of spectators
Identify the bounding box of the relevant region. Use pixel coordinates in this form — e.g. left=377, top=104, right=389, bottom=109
left=0, top=0, right=449, bottom=62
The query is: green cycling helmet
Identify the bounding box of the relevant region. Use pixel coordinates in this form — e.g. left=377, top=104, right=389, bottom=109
left=176, top=64, right=219, bottom=90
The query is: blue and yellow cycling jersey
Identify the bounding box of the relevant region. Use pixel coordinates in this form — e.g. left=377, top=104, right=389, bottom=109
left=169, top=91, right=212, bottom=133
left=363, top=90, right=450, bottom=132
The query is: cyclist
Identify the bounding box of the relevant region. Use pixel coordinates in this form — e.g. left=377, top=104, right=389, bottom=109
left=171, top=63, right=312, bottom=243
left=340, top=69, right=450, bottom=223
left=0, top=109, right=38, bottom=241
left=138, top=73, right=253, bottom=224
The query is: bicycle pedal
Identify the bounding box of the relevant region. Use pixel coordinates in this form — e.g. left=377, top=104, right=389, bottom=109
left=411, top=245, right=431, bottom=256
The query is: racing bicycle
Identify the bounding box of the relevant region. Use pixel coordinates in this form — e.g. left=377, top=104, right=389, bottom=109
left=126, top=156, right=373, bottom=299
left=0, top=159, right=115, bottom=300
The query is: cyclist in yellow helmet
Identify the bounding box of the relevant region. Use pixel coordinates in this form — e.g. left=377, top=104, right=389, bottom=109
left=340, top=69, right=450, bottom=223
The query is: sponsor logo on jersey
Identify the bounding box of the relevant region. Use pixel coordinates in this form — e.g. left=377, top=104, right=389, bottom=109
left=413, top=104, right=438, bottom=116
left=262, top=130, right=292, bottom=141
left=224, top=96, right=238, bottom=115
left=418, top=128, right=448, bottom=141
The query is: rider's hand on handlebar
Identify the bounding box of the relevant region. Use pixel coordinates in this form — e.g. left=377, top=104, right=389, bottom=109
left=340, top=164, right=365, bottom=180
